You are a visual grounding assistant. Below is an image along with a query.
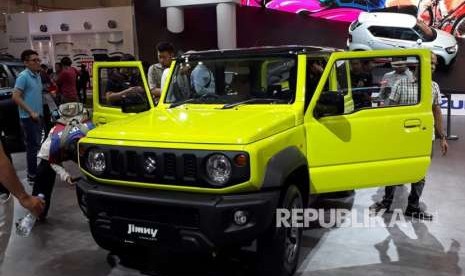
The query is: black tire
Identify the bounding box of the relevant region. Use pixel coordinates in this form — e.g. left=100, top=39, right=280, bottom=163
left=257, top=184, right=303, bottom=276
left=452, top=15, right=465, bottom=38
left=106, top=253, right=121, bottom=268
left=436, top=56, right=451, bottom=72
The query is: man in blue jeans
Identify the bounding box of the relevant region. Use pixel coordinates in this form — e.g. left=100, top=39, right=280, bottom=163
left=12, top=50, right=44, bottom=185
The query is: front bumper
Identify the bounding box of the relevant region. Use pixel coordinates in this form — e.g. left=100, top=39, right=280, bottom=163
left=76, top=179, right=280, bottom=252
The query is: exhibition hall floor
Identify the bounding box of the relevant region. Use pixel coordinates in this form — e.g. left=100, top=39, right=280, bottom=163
left=2, top=116, right=464, bottom=276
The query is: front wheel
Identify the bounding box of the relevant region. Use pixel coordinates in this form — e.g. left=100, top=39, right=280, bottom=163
left=453, top=15, right=465, bottom=38
left=257, top=184, right=303, bottom=276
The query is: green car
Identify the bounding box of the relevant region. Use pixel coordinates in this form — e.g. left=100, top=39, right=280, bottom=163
left=77, top=46, right=433, bottom=275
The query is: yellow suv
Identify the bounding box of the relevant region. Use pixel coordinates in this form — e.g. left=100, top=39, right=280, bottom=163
left=77, top=46, right=433, bottom=275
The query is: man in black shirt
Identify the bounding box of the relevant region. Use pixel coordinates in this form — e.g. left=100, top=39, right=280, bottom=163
left=350, top=59, right=373, bottom=109
left=78, top=64, right=90, bottom=104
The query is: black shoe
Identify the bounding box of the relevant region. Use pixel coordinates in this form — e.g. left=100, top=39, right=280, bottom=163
left=404, top=207, right=433, bottom=221
left=370, top=201, right=391, bottom=213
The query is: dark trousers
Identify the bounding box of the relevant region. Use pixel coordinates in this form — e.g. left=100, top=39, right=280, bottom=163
left=20, top=118, right=42, bottom=178
left=42, top=104, right=52, bottom=136
left=382, top=179, right=426, bottom=209
left=78, top=85, right=87, bottom=104
left=32, top=159, right=56, bottom=218
left=382, top=143, right=433, bottom=209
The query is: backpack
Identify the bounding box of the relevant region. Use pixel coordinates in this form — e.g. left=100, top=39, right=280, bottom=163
left=49, top=103, right=94, bottom=163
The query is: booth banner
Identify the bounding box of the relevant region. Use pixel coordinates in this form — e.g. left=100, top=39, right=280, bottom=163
left=440, top=94, right=465, bottom=116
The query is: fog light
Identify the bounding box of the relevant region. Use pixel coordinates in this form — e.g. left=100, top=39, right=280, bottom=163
left=233, top=210, right=249, bottom=226
left=144, top=155, right=157, bottom=174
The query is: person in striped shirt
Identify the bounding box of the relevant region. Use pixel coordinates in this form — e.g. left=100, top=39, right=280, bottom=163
left=371, top=53, right=448, bottom=221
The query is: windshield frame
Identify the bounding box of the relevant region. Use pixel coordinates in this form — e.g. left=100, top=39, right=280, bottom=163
left=159, top=53, right=301, bottom=109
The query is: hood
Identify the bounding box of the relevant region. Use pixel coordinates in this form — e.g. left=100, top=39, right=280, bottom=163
left=432, top=29, right=457, bottom=48
left=88, top=107, right=297, bottom=145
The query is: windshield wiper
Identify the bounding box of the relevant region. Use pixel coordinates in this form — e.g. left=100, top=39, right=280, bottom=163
left=169, top=98, right=198, bottom=108
left=169, top=93, right=220, bottom=108
left=221, top=98, right=283, bottom=109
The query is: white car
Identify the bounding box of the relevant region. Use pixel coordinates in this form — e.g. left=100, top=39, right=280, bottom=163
left=347, top=12, right=458, bottom=67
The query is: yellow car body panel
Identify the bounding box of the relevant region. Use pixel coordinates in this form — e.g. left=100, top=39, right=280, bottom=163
left=305, top=49, right=433, bottom=193
left=92, top=61, right=154, bottom=126
left=83, top=48, right=433, bottom=195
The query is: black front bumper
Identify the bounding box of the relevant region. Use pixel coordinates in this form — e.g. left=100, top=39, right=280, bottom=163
left=76, top=179, right=280, bottom=252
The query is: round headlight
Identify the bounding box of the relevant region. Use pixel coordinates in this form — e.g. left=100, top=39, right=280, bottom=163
left=86, top=149, right=106, bottom=174
left=206, top=154, right=232, bottom=185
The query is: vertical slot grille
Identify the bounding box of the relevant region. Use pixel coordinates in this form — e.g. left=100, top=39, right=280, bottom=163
left=164, top=153, right=176, bottom=178
left=183, top=154, right=197, bottom=179
left=110, top=150, right=123, bottom=174
left=126, top=151, right=138, bottom=176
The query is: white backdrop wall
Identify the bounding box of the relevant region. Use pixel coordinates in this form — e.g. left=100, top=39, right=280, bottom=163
left=5, top=13, right=31, bottom=58
left=6, top=6, right=135, bottom=66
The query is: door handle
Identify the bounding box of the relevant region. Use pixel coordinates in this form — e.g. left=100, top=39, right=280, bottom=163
left=98, top=117, right=107, bottom=125
left=404, top=119, right=421, bottom=128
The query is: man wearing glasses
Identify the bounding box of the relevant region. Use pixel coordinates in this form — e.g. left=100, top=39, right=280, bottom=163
left=12, top=50, right=44, bottom=186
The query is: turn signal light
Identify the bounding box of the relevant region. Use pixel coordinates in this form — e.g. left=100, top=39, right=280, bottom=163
left=234, top=154, right=248, bottom=167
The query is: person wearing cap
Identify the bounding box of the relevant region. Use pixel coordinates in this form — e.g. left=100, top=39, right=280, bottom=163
left=30, top=102, right=94, bottom=220
left=371, top=53, right=448, bottom=220
left=378, top=58, right=415, bottom=104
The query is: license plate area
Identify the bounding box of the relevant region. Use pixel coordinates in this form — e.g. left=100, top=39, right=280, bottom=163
left=112, top=217, right=179, bottom=245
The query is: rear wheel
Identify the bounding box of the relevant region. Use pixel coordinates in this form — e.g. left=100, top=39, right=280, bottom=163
left=257, top=184, right=303, bottom=276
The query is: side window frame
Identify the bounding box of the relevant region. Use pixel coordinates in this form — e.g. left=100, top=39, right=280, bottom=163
left=93, top=61, right=154, bottom=111
left=307, top=51, right=425, bottom=119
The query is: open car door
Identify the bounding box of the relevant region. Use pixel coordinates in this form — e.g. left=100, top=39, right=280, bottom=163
left=305, top=49, right=433, bottom=193
left=92, top=61, right=154, bottom=126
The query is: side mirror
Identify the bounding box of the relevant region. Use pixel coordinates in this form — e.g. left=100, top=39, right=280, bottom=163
left=416, top=39, right=422, bottom=46
left=314, top=91, right=345, bottom=118
left=121, top=95, right=150, bottom=114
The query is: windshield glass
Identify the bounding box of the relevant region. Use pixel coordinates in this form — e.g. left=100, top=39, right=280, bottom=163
left=9, top=65, right=26, bottom=77
left=164, top=56, right=297, bottom=106
left=414, top=21, right=435, bottom=42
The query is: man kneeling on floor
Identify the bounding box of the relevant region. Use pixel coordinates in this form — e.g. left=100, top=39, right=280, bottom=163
left=31, top=102, right=94, bottom=220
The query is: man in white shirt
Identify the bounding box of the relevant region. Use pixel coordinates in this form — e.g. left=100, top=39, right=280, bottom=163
left=379, top=59, right=414, bottom=103
left=147, top=42, right=175, bottom=99
left=372, top=53, right=448, bottom=220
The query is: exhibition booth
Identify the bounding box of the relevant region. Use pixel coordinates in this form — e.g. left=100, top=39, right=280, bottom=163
left=1, top=1, right=465, bottom=275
